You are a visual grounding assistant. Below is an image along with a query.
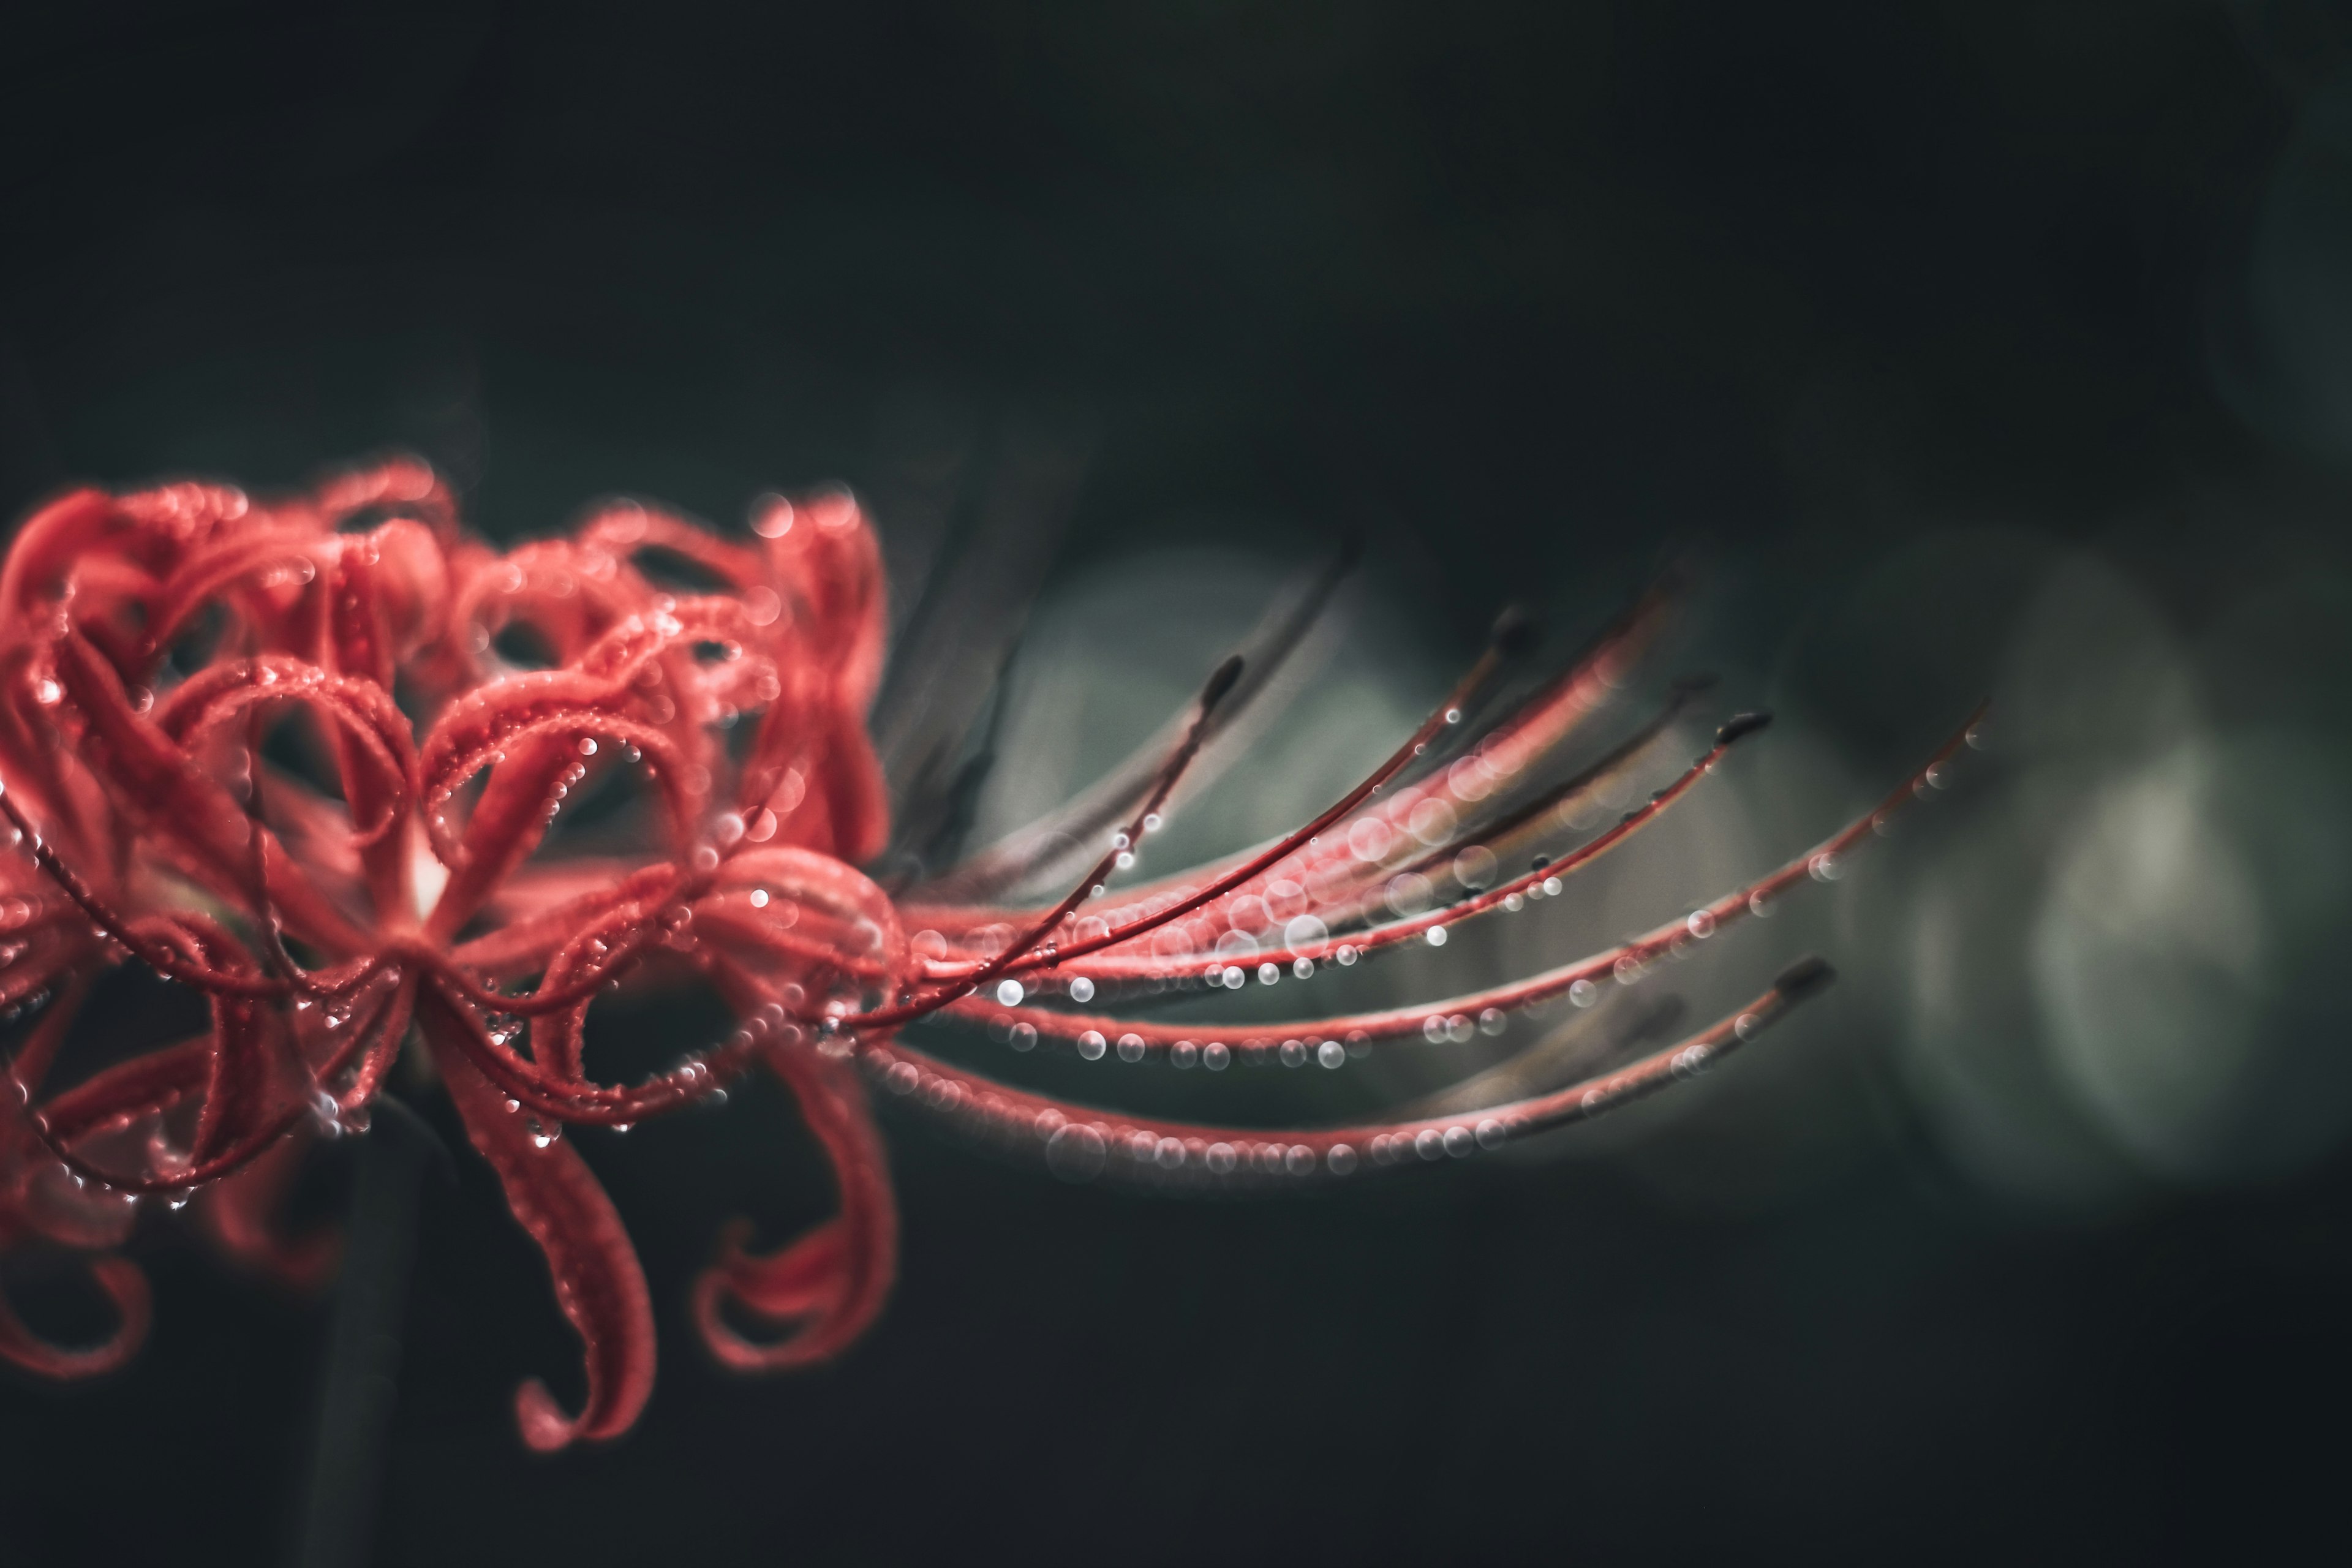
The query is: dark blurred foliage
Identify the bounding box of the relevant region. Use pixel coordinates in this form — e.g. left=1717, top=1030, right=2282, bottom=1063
left=4, top=2, right=2351, bottom=1564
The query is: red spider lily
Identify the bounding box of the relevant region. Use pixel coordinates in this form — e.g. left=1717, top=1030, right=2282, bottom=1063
left=0, top=457, right=1977, bottom=1449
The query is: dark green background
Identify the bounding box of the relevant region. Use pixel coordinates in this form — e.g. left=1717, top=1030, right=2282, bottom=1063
left=4, top=3, right=2350, bottom=1564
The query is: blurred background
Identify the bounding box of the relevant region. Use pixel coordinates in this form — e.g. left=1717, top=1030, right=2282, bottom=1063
left=4, top=1, right=2351, bottom=1562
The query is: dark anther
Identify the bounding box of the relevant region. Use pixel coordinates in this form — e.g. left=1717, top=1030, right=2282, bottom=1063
left=1715, top=710, right=1773, bottom=746
left=1772, top=955, right=1836, bottom=1002
left=1530, top=854, right=1550, bottom=871
left=1200, top=655, right=1246, bottom=712
left=1488, top=603, right=1540, bottom=658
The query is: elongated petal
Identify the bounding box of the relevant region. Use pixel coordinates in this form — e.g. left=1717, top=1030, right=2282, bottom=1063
left=423, top=984, right=655, bottom=1450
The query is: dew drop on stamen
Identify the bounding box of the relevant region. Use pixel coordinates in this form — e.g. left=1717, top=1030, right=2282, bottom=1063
left=1202, top=1041, right=1230, bottom=1071
left=1257, top=962, right=1280, bottom=985
left=1292, top=957, right=1314, bottom=979
left=1117, top=1032, right=1146, bottom=1063
left=1749, top=890, right=1774, bottom=918
left=996, top=979, right=1024, bottom=1006
left=1077, top=1030, right=1107, bottom=1060
left=1171, top=1041, right=1199, bottom=1069
left=1317, top=1039, right=1345, bottom=1069
left=1009, top=1022, right=1037, bottom=1052
left=1809, top=853, right=1842, bottom=882
left=1686, top=909, right=1716, bottom=939
left=1068, top=976, right=1096, bottom=1003
left=1142, top=812, right=1163, bottom=834
left=1327, top=1144, right=1358, bottom=1175
left=1280, top=1039, right=1307, bottom=1067
left=1569, top=978, right=1599, bottom=1007
left=1046, top=1123, right=1107, bottom=1183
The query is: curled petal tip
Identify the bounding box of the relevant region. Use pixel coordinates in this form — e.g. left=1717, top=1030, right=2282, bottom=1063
left=515, top=1378, right=582, bottom=1453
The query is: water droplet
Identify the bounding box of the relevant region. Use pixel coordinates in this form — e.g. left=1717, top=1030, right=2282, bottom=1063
left=1046, top=1123, right=1107, bottom=1182
left=578, top=736, right=598, bottom=756
left=1206, top=1143, right=1238, bottom=1174
left=1407, top=797, right=1458, bottom=846
left=1542, top=875, right=1562, bottom=897
left=1415, top=1129, right=1445, bottom=1161
left=1327, top=1144, right=1359, bottom=1175
left=1444, top=707, right=1463, bottom=724
left=1317, top=1039, right=1345, bottom=1069
left=1220, top=965, right=1245, bottom=989
left=1478, top=1008, right=1506, bottom=1036
left=1385, top=872, right=1434, bottom=918
left=1336, top=944, right=1359, bottom=967
left=1733, top=1012, right=1762, bottom=1041
left=1476, top=1118, right=1506, bottom=1149
left=1009, top=1022, right=1038, bottom=1052
left=1141, top=812, right=1163, bottom=834
left=1117, top=1033, right=1146, bottom=1063
left=1202, top=1042, right=1230, bottom=1070
left=1171, top=1041, right=1199, bottom=1069
left=1285, top=1145, right=1315, bottom=1175
left=1068, top=976, right=1096, bottom=1003
left=1292, top=957, right=1314, bottom=979
left=1426, top=925, right=1448, bottom=947
left=1808, top=853, right=1842, bottom=882
left=1077, top=1030, right=1107, bottom=1061
left=996, top=979, right=1024, bottom=1006
left=1443, top=1126, right=1474, bottom=1157
left=1569, top=978, right=1599, bottom=1007
left=1749, top=890, right=1774, bottom=918
left=886, top=1061, right=919, bottom=1094
left=1256, top=961, right=1280, bottom=985
left=1280, top=1039, right=1307, bottom=1067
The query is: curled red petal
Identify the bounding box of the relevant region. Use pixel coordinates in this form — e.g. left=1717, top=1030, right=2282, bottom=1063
left=423, top=983, right=655, bottom=1451
left=692, top=1046, right=896, bottom=1371
left=197, top=1126, right=339, bottom=1292
left=0, top=1254, right=151, bottom=1379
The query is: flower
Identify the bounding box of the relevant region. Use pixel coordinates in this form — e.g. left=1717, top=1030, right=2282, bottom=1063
left=0, top=457, right=1974, bottom=1449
